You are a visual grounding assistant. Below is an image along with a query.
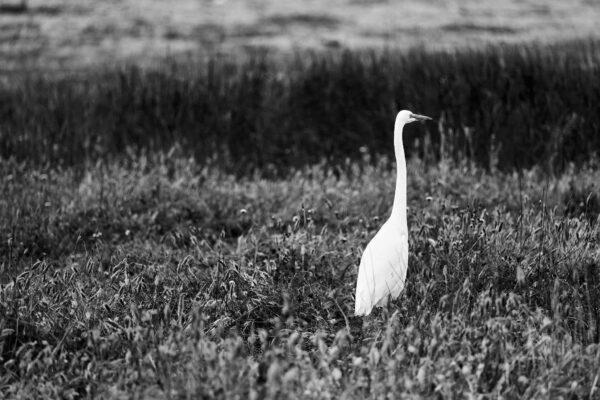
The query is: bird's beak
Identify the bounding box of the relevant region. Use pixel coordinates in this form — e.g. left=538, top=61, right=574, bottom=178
left=410, top=113, right=432, bottom=121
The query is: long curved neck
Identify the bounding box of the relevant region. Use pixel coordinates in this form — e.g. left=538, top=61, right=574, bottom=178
left=390, top=120, right=407, bottom=225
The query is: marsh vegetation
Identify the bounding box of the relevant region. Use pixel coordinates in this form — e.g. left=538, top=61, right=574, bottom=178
left=0, top=22, right=599, bottom=399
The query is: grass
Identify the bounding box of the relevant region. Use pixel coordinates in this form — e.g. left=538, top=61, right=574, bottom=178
left=1, top=39, right=600, bottom=397
left=1, top=151, right=599, bottom=398
left=2, top=0, right=600, bottom=70
left=2, top=40, right=600, bottom=174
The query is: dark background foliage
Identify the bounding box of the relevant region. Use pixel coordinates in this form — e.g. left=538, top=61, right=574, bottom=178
left=1, top=40, right=599, bottom=173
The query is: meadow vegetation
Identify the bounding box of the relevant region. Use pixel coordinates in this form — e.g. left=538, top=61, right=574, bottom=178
left=1, top=153, right=599, bottom=398
left=1, top=39, right=600, bottom=173
left=1, top=40, right=600, bottom=398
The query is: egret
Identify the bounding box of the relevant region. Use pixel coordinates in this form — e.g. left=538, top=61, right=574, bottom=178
left=354, top=110, right=432, bottom=316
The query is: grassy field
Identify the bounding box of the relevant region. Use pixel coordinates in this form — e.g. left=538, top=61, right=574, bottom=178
left=1, top=4, right=600, bottom=396
left=1, top=0, right=600, bottom=72
left=1, top=153, right=599, bottom=397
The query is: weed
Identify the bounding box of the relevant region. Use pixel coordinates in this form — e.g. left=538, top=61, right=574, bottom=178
left=1, top=154, right=599, bottom=397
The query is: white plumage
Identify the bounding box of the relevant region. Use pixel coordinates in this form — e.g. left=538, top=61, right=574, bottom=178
left=354, top=110, right=431, bottom=316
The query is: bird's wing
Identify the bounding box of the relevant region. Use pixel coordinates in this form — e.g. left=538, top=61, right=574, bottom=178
left=354, top=221, right=408, bottom=316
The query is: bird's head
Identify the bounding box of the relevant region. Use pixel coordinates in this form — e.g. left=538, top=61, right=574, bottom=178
left=397, top=109, right=432, bottom=125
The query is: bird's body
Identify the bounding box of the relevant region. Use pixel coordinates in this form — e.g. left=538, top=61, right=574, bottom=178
left=354, top=219, right=408, bottom=315
left=354, top=110, right=431, bottom=316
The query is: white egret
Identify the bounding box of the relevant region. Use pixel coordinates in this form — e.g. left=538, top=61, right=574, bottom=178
left=354, top=110, right=432, bottom=316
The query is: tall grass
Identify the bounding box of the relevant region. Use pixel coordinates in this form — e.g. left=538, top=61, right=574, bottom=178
left=2, top=40, right=600, bottom=397
left=1, top=154, right=599, bottom=397
left=1, top=39, right=600, bottom=173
